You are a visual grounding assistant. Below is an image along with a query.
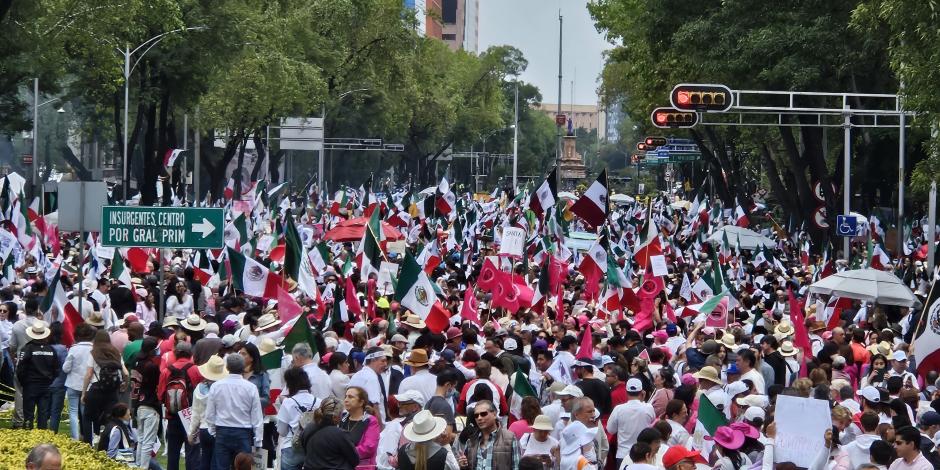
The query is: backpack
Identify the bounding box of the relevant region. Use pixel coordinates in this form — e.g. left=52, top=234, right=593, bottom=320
left=92, top=360, right=123, bottom=393
left=129, top=357, right=153, bottom=406
left=291, top=396, right=319, bottom=452
left=163, top=363, right=194, bottom=414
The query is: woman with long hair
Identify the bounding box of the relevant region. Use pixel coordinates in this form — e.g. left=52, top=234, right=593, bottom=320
left=235, top=342, right=274, bottom=467
left=508, top=396, right=541, bottom=439
left=135, top=289, right=157, bottom=327
left=97, top=403, right=141, bottom=467
left=277, top=367, right=317, bottom=470
left=165, top=280, right=194, bottom=320
left=708, top=425, right=752, bottom=469
left=861, top=353, right=889, bottom=388
left=648, top=366, right=676, bottom=418
left=341, top=386, right=381, bottom=470
left=81, top=329, right=128, bottom=443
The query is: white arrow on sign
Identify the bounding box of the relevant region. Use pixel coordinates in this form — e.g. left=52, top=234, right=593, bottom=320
left=192, top=218, right=216, bottom=238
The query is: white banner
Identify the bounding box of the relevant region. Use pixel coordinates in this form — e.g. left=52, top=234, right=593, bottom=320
left=500, top=227, right=527, bottom=258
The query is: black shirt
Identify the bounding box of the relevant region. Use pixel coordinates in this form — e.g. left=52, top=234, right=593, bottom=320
left=576, top=377, right=612, bottom=416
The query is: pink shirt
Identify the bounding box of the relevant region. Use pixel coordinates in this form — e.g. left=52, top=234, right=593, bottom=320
left=508, top=419, right=534, bottom=440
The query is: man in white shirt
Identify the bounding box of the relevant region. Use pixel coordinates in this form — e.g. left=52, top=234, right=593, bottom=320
left=205, top=353, right=263, bottom=468
left=291, top=343, right=333, bottom=401
left=888, top=350, right=919, bottom=391
left=348, top=346, right=392, bottom=421
left=606, top=378, right=656, bottom=469
left=735, top=349, right=766, bottom=395
left=397, top=349, right=437, bottom=402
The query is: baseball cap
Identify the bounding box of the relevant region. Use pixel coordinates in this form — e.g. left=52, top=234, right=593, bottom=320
left=503, top=337, right=519, bottom=350
left=665, top=323, right=678, bottom=335
left=662, top=446, right=707, bottom=468
left=390, top=334, right=407, bottom=343
left=557, top=385, right=584, bottom=398
left=859, top=386, right=881, bottom=403
left=394, top=389, right=426, bottom=407
left=599, top=355, right=615, bottom=367
left=626, top=378, right=643, bottom=393
left=743, top=406, right=765, bottom=422
left=892, top=350, right=908, bottom=362
left=920, top=411, right=940, bottom=427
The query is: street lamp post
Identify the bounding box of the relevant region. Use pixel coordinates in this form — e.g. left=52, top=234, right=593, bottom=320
left=30, top=79, right=64, bottom=199
left=120, top=26, right=206, bottom=203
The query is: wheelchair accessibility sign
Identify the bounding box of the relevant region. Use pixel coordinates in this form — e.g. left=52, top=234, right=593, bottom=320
left=836, top=215, right=857, bottom=237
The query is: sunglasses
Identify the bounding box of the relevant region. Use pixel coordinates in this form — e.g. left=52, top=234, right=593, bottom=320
left=474, top=411, right=491, bottom=418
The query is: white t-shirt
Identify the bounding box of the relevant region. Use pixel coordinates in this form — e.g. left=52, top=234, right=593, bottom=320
left=606, top=400, right=656, bottom=458
left=520, top=433, right=559, bottom=458
left=275, top=391, right=318, bottom=450
left=739, top=368, right=766, bottom=395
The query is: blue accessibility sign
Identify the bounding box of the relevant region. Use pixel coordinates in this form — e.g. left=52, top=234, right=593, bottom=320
left=836, top=215, right=857, bottom=237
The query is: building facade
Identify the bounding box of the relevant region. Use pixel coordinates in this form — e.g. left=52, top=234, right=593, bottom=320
left=535, top=103, right=606, bottom=138
left=404, top=0, right=443, bottom=39
left=441, top=0, right=479, bottom=53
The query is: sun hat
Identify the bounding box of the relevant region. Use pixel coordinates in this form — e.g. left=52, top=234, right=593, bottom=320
left=198, top=355, right=229, bottom=381
left=25, top=320, right=51, bottom=340
left=85, top=310, right=105, bottom=327
left=162, top=316, right=180, bottom=328
left=181, top=314, right=207, bottom=332
left=394, top=390, right=426, bottom=407
left=390, top=333, right=408, bottom=344
left=719, top=333, right=737, bottom=350
left=121, top=313, right=140, bottom=326
left=532, top=415, right=553, bottom=431
left=403, top=410, right=447, bottom=443
left=705, top=425, right=745, bottom=450
left=662, top=445, right=708, bottom=467
left=403, top=349, right=430, bottom=367
left=699, top=339, right=720, bottom=355
left=779, top=341, right=798, bottom=357
left=258, top=337, right=277, bottom=356
left=560, top=421, right=597, bottom=455
left=774, top=321, right=795, bottom=339
left=255, top=313, right=281, bottom=331
left=730, top=421, right=759, bottom=439
left=693, top=366, right=721, bottom=384
left=402, top=313, right=427, bottom=329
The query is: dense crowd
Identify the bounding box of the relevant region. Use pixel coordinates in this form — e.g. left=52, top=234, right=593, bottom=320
left=7, top=177, right=940, bottom=470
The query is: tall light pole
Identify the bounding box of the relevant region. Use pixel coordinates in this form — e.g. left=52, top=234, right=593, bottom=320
left=30, top=79, right=63, bottom=199
left=512, top=81, right=519, bottom=192
left=120, top=26, right=206, bottom=203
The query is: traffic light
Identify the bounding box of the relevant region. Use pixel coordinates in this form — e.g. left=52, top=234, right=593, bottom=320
left=650, top=107, right=698, bottom=129
left=631, top=154, right=645, bottom=164
left=670, top=84, right=733, bottom=112
left=645, top=137, right=667, bottom=148
left=637, top=142, right=650, bottom=151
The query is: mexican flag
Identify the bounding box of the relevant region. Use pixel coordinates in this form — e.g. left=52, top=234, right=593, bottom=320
left=41, top=270, right=83, bottom=347
left=508, top=367, right=537, bottom=419
left=111, top=249, right=132, bottom=287
left=226, top=247, right=281, bottom=298
left=697, top=394, right=728, bottom=435
left=309, top=242, right=331, bottom=276
left=686, top=292, right=730, bottom=328
left=359, top=210, right=385, bottom=281
left=396, top=252, right=450, bottom=333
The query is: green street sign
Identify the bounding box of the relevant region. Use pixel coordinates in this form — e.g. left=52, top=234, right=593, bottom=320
left=101, top=206, right=225, bottom=249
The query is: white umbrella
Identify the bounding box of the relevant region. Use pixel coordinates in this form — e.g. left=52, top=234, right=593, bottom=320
left=558, top=191, right=577, bottom=201
left=670, top=200, right=692, bottom=210
left=610, top=193, right=635, bottom=205
left=419, top=186, right=437, bottom=196
left=808, top=268, right=916, bottom=307
left=706, top=226, right=775, bottom=250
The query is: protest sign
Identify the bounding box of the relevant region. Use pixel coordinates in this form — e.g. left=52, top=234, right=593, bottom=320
left=774, top=395, right=831, bottom=468
left=500, top=227, right=527, bottom=257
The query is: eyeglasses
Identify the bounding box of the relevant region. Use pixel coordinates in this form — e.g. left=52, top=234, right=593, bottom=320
left=473, top=410, right=491, bottom=418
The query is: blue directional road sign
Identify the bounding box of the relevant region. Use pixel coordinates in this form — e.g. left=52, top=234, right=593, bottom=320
left=836, top=215, right=857, bottom=237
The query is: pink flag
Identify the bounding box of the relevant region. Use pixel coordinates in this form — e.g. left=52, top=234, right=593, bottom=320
left=367, top=278, right=377, bottom=320
left=276, top=285, right=302, bottom=324
left=460, top=285, right=480, bottom=327
left=576, top=323, right=594, bottom=360
left=345, top=276, right=362, bottom=316
left=787, top=288, right=812, bottom=355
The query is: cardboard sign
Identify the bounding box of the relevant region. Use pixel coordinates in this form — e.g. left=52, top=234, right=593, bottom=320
left=774, top=395, right=831, bottom=467
left=649, top=254, right=668, bottom=277
left=178, top=407, right=193, bottom=436
left=500, top=227, right=527, bottom=258
left=378, top=261, right=399, bottom=295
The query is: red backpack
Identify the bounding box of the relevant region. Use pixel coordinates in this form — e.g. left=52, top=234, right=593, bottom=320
left=163, top=363, right=194, bottom=414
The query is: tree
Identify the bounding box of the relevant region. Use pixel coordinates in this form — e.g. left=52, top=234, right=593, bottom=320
left=588, top=0, right=903, bottom=249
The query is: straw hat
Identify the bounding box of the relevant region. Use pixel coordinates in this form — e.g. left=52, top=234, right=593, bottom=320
left=403, top=349, right=430, bottom=367
left=693, top=366, right=721, bottom=384
left=163, top=316, right=180, bottom=328
left=868, top=341, right=892, bottom=357
left=402, top=313, right=426, bottom=330
left=258, top=337, right=278, bottom=356
left=197, top=355, right=228, bottom=382
left=180, top=314, right=207, bottom=332
left=531, top=415, right=553, bottom=431
left=719, top=333, right=737, bottom=350
left=26, top=320, right=51, bottom=340
left=255, top=313, right=281, bottom=331
left=779, top=341, right=798, bottom=357
left=774, top=321, right=794, bottom=340
left=85, top=310, right=105, bottom=327
left=403, top=410, right=447, bottom=443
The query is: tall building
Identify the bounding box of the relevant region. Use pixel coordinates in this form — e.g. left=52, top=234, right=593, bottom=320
left=605, top=100, right=625, bottom=143
left=441, top=0, right=479, bottom=53
left=404, top=0, right=442, bottom=39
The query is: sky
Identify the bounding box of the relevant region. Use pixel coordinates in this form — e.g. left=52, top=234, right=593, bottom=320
left=478, top=0, right=612, bottom=106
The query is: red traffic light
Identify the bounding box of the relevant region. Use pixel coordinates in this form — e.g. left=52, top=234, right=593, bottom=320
left=645, top=137, right=667, bottom=148
left=650, top=107, right=698, bottom=129
left=670, top=84, right=733, bottom=112
left=637, top=143, right=649, bottom=151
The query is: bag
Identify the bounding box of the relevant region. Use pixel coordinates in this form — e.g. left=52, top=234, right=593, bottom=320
left=92, top=361, right=123, bottom=393
left=291, top=396, right=318, bottom=452
left=129, top=359, right=150, bottom=405
left=163, top=363, right=194, bottom=414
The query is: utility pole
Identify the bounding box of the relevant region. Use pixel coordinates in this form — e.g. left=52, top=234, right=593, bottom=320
left=555, top=10, right=563, bottom=189
left=512, top=81, right=519, bottom=192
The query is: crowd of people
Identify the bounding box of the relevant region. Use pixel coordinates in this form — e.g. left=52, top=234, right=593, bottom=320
left=5, top=177, right=940, bottom=470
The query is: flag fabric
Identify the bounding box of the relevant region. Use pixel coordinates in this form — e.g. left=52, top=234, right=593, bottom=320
left=282, top=315, right=318, bottom=356
left=435, top=176, right=456, bottom=216
left=697, top=394, right=728, bottom=435
left=163, top=149, right=184, bottom=168
left=41, top=271, right=82, bottom=347
left=396, top=252, right=450, bottom=333
left=359, top=210, right=385, bottom=280
left=823, top=296, right=852, bottom=330
left=576, top=323, right=594, bottom=360
left=529, top=168, right=557, bottom=217
left=914, top=280, right=940, bottom=378
left=508, top=367, right=537, bottom=419
left=226, top=247, right=280, bottom=298
left=688, top=293, right=730, bottom=328
left=786, top=288, right=812, bottom=355
left=460, top=285, right=480, bottom=326
left=569, top=169, right=608, bottom=227
left=111, top=250, right=132, bottom=287
left=734, top=202, right=749, bottom=227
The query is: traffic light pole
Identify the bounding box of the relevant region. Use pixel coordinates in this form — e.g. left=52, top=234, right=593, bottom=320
left=674, top=87, right=912, bottom=262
